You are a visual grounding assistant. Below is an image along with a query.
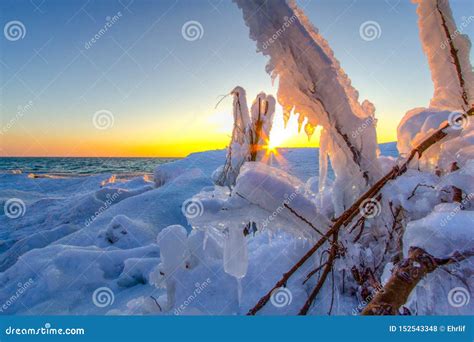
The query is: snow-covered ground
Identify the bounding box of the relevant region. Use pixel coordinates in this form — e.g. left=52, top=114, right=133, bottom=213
left=1, top=142, right=472, bottom=316
left=0, top=145, right=385, bottom=315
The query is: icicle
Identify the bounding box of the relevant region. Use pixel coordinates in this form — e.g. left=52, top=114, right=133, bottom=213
left=283, top=110, right=291, bottom=128
left=297, top=114, right=304, bottom=133
left=203, top=230, right=209, bottom=251
left=236, top=278, right=243, bottom=307
left=318, top=128, right=328, bottom=193
left=304, top=122, right=315, bottom=141
left=223, top=225, right=248, bottom=279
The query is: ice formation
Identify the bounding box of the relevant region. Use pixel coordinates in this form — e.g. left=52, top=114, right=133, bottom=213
left=234, top=0, right=381, bottom=213
left=413, top=0, right=474, bottom=112
left=249, top=92, right=276, bottom=160
left=214, top=87, right=276, bottom=186
left=150, top=225, right=188, bottom=310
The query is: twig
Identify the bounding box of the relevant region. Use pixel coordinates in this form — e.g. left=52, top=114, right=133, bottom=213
left=302, top=261, right=329, bottom=285
left=150, top=296, right=162, bottom=312
left=284, top=203, right=324, bottom=236
left=298, top=233, right=338, bottom=315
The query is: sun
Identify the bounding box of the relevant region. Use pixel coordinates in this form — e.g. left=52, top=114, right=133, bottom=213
left=267, top=111, right=299, bottom=149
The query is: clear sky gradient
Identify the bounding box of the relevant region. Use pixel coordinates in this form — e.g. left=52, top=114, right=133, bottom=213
left=0, top=0, right=472, bottom=157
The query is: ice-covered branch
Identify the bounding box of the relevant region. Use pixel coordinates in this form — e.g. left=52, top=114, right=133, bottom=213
left=234, top=0, right=381, bottom=212
left=214, top=87, right=252, bottom=186
left=249, top=93, right=276, bottom=161
left=214, top=87, right=276, bottom=186
left=413, top=0, right=474, bottom=111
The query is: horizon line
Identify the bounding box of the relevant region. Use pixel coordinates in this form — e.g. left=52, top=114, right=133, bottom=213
left=0, top=142, right=397, bottom=159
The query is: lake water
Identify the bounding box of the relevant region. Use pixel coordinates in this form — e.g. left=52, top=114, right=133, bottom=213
left=0, top=157, right=178, bottom=176
left=0, top=143, right=398, bottom=177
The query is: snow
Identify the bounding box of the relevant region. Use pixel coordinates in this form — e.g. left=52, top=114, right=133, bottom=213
left=0, top=145, right=398, bottom=315
left=403, top=203, right=473, bottom=259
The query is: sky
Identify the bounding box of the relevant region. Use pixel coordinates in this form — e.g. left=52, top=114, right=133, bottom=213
left=0, top=0, right=472, bottom=157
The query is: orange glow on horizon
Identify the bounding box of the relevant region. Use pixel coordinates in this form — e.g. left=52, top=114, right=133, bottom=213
left=1, top=110, right=398, bottom=158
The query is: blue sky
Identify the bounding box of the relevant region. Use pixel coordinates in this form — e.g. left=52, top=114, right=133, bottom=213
left=0, top=0, right=472, bottom=156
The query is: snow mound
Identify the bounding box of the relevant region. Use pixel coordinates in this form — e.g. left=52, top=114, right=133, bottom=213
left=403, top=203, right=473, bottom=259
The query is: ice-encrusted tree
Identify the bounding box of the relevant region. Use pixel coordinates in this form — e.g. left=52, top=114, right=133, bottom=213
left=234, top=0, right=381, bottom=215
left=214, top=87, right=276, bottom=186
left=413, top=0, right=473, bottom=112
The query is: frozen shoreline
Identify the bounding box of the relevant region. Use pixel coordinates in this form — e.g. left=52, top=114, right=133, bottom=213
left=0, top=144, right=400, bottom=315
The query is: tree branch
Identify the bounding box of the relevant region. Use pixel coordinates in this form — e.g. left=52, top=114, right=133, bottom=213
left=361, top=247, right=474, bottom=315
